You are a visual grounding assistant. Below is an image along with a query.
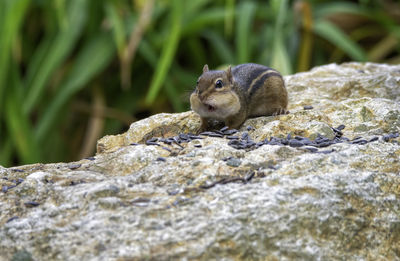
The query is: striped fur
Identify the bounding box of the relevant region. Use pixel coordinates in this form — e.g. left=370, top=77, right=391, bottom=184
left=191, top=63, right=288, bottom=131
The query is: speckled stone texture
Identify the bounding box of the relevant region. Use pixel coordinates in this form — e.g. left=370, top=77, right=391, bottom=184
left=1, top=63, right=400, bottom=260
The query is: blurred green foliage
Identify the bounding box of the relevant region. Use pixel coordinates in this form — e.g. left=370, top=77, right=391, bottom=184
left=0, top=0, right=399, bottom=167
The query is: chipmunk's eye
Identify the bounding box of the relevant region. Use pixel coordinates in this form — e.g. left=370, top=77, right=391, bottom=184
left=215, top=79, right=223, bottom=89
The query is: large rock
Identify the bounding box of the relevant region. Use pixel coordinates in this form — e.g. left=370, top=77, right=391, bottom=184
left=1, top=63, right=400, bottom=260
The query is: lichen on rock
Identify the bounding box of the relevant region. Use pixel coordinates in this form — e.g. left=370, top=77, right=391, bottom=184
left=1, top=62, right=400, bottom=260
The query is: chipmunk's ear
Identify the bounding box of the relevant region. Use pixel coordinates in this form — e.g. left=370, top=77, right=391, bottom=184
left=226, top=65, right=232, bottom=83
left=202, top=64, right=209, bottom=73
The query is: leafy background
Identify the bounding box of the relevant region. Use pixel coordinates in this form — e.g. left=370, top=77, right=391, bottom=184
left=0, top=0, right=399, bottom=167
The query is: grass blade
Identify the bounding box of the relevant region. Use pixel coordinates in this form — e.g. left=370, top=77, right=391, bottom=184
left=182, top=7, right=228, bottom=36
left=0, top=0, right=30, bottom=112
left=185, top=0, right=211, bottom=15
left=104, top=1, right=126, bottom=57
left=0, top=140, right=13, bottom=167
left=313, top=19, right=367, bottom=61
left=145, top=0, right=182, bottom=105
left=314, top=2, right=367, bottom=18
left=271, top=0, right=292, bottom=75
left=236, top=1, right=256, bottom=64
left=23, top=0, right=88, bottom=114
left=224, top=0, right=235, bottom=37
left=35, top=33, right=115, bottom=143
left=5, top=62, right=40, bottom=164
left=203, top=30, right=234, bottom=64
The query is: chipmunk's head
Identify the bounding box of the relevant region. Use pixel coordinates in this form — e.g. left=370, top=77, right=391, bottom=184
left=190, top=64, right=240, bottom=119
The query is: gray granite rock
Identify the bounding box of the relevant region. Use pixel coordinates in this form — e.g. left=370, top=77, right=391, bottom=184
left=1, top=63, right=400, bottom=260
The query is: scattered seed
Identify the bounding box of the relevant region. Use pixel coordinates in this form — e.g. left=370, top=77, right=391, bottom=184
left=369, top=136, right=379, bottom=142
left=246, top=125, right=254, bottom=131
left=223, top=129, right=238, bottom=135
left=336, top=124, right=345, bottom=131
left=156, top=157, right=166, bottom=162
left=11, top=168, right=24, bottom=172
left=318, top=149, right=335, bottom=154
left=315, top=136, right=330, bottom=143
left=200, top=176, right=247, bottom=189
left=161, top=146, right=172, bottom=152
left=188, top=134, right=203, bottom=140
left=146, top=140, right=160, bottom=146
left=228, top=140, right=240, bottom=146
left=332, top=127, right=343, bottom=137
left=222, top=156, right=233, bottom=161
left=172, top=140, right=184, bottom=149
left=289, top=139, right=304, bottom=147
left=316, top=141, right=331, bottom=148
left=147, top=137, right=158, bottom=142
left=226, top=158, right=241, bottom=167
left=226, top=135, right=239, bottom=140
left=131, top=198, right=151, bottom=207
left=214, top=130, right=224, bottom=135
left=70, top=180, right=85, bottom=186
left=383, top=132, right=400, bottom=141
left=130, top=142, right=139, bottom=146
left=281, top=139, right=289, bottom=145
left=220, top=177, right=246, bottom=184
left=24, top=201, right=40, bottom=208
left=200, top=131, right=215, bottom=136
left=246, top=141, right=256, bottom=147
left=85, top=157, right=96, bottom=161
left=161, top=139, right=172, bottom=145
left=194, top=144, right=202, bottom=148
left=220, top=126, right=229, bottom=132
left=303, top=105, right=313, bottom=110
left=178, top=134, right=190, bottom=141
left=300, top=137, right=313, bottom=145
left=6, top=216, right=19, bottom=223
left=68, top=163, right=81, bottom=170
left=304, top=147, right=318, bottom=153
left=207, top=133, right=224, bottom=138
left=167, top=187, right=181, bottom=196
left=2, top=186, right=8, bottom=193
left=269, top=140, right=282, bottom=146
left=351, top=139, right=368, bottom=145
left=244, top=171, right=255, bottom=182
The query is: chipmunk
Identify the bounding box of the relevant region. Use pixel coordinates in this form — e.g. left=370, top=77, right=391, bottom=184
left=190, top=63, right=288, bottom=131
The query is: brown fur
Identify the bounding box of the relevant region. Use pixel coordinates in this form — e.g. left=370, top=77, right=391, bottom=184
left=190, top=63, right=288, bottom=131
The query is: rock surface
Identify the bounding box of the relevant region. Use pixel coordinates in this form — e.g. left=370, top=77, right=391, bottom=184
left=1, top=62, right=400, bottom=260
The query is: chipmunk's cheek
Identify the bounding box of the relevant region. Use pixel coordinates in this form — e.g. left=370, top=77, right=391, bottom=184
left=217, top=93, right=240, bottom=116
left=190, top=93, right=214, bottom=117
left=190, top=93, right=201, bottom=110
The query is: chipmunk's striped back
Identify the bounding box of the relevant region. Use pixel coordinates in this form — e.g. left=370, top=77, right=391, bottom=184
left=232, top=63, right=283, bottom=99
